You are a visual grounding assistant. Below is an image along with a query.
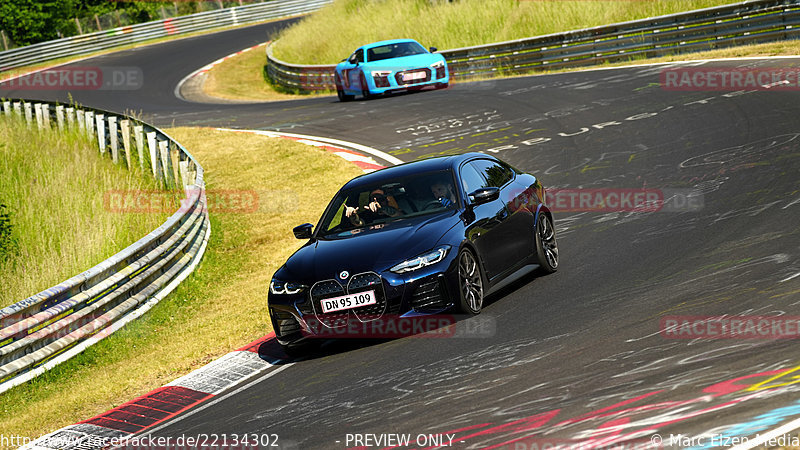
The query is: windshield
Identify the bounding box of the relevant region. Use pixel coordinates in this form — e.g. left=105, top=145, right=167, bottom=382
left=366, top=41, right=427, bottom=62
left=318, top=170, right=458, bottom=238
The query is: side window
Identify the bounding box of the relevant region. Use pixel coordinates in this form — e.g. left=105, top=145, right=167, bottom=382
left=470, top=159, right=513, bottom=188
left=460, top=163, right=488, bottom=196
left=355, top=49, right=364, bottom=63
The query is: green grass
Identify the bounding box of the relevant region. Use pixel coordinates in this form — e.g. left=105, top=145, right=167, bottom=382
left=0, top=114, right=170, bottom=306
left=272, top=0, right=745, bottom=64
left=201, top=43, right=330, bottom=101
left=0, top=128, right=362, bottom=442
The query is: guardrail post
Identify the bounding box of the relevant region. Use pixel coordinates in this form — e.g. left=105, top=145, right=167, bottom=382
left=121, top=119, right=132, bottom=168
left=13, top=102, right=22, bottom=117
left=170, top=142, right=181, bottom=187
left=180, top=160, right=190, bottom=188
left=158, top=140, right=172, bottom=188
left=34, top=103, right=43, bottom=129
left=2, top=101, right=10, bottom=116
left=56, top=105, right=65, bottom=129
left=95, top=114, right=106, bottom=154
left=134, top=125, right=145, bottom=170
left=109, top=116, right=119, bottom=164
left=23, top=102, right=32, bottom=126
left=42, top=104, right=51, bottom=129
left=146, top=131, right=160, bottom=179
left=76, top=109, right=85, bottom=130
left=66, top=107, right=75, bottom=129
left=85, top=111, right=95, bottom=138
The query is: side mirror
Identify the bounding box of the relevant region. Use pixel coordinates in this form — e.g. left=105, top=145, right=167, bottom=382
left=429, top=47, right=438, bottom=53
left=468, top=187, right=500, bottom=206
left=293, top=223, right=314, bottom=239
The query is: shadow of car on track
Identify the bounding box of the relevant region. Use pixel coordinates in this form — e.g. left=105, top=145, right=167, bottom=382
left=328, top=84, right=449, bottom=103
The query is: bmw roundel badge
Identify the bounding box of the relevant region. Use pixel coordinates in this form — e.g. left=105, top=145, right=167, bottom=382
left=339, top=271, right=349, bottom=280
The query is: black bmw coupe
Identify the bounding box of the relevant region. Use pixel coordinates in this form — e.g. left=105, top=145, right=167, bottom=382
left=268, top=153, right=558, bottom=353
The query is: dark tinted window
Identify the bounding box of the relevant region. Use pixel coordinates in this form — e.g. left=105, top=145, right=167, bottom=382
left=355, top=49, right=364, bottom=63
left=470, top=159, right=513, bottom=188
left=367, top=42, right=427, bottom=62
left=460, top=163, right=488, bottom=196
left=318, top=170, right=457, bottom=238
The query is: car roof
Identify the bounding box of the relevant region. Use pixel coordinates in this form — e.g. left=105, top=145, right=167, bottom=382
left=361, top=38, right=422, bottom=50
left=343, top=153, right=489, bottom=189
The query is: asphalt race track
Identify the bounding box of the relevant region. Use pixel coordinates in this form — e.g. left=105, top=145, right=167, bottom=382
left=3, top=19, right=800, bottom=450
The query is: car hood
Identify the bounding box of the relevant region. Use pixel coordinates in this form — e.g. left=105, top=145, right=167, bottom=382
left=278, top=212, right=460, bottom=282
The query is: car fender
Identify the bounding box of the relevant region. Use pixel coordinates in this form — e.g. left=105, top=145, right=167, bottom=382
left=534, top=204, right=553, bottom=228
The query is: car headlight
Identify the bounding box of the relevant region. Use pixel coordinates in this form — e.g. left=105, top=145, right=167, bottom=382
left=270, top=279, right=307, bottom=295
left=390, top=246, right=450, bottom=274
left=430, top=61, right=445, bottom=69
left=371, top=70, right=391, bottom=77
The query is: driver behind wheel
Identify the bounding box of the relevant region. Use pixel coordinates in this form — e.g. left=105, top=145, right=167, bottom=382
left=345, top=189, right=400, bottom=226
left=431, top=181, right=457, bottom=207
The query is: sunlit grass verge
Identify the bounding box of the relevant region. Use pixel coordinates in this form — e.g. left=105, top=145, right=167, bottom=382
left=202, top=43, right=332, bottom=101
left=0, top=115, right=169, bottom=306
left=0, top=128, right=363, bottom=442
left=273, top=0, right=744, bottom=64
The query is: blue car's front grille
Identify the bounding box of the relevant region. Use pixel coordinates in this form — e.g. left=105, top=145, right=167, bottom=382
left=309, top=273, right=388, bottom=328
left=348, top=272, right=387, bottom=321
left=310, top=280, right=348, bottom=328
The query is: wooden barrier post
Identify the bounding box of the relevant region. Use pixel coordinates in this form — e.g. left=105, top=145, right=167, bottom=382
left=121, top=119, right=132, bottom=169
left=146, top=131, right=160, bottom=179
left=158, top=140, right=172, bottom=188
left=41, top=104, right=50, bottom=129
left=95, top=114, right=106, bottom=154
left=109, top=116, right=119, bottom=164
left=134, top=125, right=145, bottom=170
left=34, top=103, right=43, bottom=129
left=85, top=111, right=95, bottom=137
left=23, top=102, right=33, bottom=126
left=76, top=109, right=85, bottom=130
left=56, top=105, right=65, bottom=129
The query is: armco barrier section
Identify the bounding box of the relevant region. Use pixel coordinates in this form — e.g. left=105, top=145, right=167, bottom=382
left=266, top=0, right=800, bottom=91
left=0, top=0, right=331, bottom=73
left=0, top=99, right=210, bottom=394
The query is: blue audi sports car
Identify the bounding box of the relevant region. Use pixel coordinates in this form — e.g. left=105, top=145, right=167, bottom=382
left=268, top=153, right=559, bottom=354
left=334, top=38, right=449, bottom=101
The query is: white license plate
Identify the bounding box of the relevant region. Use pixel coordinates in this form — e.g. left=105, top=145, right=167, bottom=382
left=320, top=290, right=377, bottom=313
left=402, top=71, right=426, bottom=81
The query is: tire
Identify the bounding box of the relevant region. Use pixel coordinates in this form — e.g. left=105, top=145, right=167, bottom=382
left=360, top=74, right=374, bottom=100
left=457, top=248, right=484, bottom=314
left=335, top=74, right=353, bottom=102
left=435, top=82, right=449, bottom=89
left=535, top=213, right=559, bottom=274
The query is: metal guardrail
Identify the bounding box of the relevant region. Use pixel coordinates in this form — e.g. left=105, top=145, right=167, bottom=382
left=266, top=0, right=800, bottom=91
left=0, top=0, right=332, bottom=73
left=0, top=99, right=210, bottom=394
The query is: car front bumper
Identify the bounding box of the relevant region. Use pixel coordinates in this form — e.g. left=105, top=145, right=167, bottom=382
left=268, top=255, right=460, bottom=346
